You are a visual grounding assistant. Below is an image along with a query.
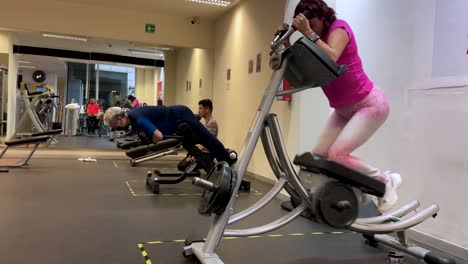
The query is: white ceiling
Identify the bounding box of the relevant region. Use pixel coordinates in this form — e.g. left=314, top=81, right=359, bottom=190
left=57, top=0, right=240, bottom=20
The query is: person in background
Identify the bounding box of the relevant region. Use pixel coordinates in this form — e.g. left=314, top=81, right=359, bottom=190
left=87, top=97, right=101, bottom=135
left=103, top=105, right=230, bottom=163
left=128, top=95, right=141, bottom=109
left=197, top=99, right=218, bottom=138
left=178, top=99, right=219, bottom=170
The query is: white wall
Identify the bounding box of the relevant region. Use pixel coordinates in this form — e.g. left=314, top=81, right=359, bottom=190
left=135, top=67, right=156, bottom=105
left=213, top=0, right=301, bottom=180
left=337, top=0, right=468, bottom=250
left=174, top=48, right=214, bottom=112
left=163, top=51, right=177, bottom=106
left=0, top=31, right=17, bottom=139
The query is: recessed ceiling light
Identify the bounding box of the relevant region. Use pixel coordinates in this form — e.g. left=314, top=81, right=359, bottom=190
left=42, top=33, right=88, bottom=42
left=18, top=65, right=36, bottom=69
left=128, top=49, right=164, bottom=56
left=185, top=0, right=232, bottom=7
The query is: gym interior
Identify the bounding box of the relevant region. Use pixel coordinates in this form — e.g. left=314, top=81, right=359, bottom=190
left=0, top=0, right=467, bottom=263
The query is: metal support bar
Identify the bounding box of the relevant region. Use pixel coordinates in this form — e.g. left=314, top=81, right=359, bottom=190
left=265, top=114, right=314, bottom=209
left=131, top=146, right=182, bottom=165
left=261, top=124, right=301, bottom=202
left=199, top=62, right=288, bottom=255
left=224, top=204, right=306, bottom=237
left=0, top=143, right=41, bottom=167
left=374, top=234, right=429, bottom=259
left=351, top=204, right=439, bottom=234
left=355, top=200, right=420, bottom=225
left=229, top=177, right=287, bottom=224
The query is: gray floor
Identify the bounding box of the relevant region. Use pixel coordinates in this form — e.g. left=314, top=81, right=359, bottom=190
left=0, top=157, right=463, bottom=264
left=48, top=134, right=121, bottom=150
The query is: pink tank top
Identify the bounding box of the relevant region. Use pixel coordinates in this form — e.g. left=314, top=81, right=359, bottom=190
left=322, top=19, right=373, bottom=108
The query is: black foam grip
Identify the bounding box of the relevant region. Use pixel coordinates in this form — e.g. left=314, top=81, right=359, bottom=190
left=424, top=252, right=456, bottom=264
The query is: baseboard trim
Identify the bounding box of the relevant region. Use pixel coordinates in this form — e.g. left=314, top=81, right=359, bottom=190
left=246, top=170, right=468, bottom=261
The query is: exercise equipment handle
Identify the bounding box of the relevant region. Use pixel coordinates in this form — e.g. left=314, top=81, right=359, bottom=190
left=270, top=10, right=312, bottom=50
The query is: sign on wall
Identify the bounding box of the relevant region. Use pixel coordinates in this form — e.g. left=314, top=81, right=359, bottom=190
left=145, top=24, right=155, bottom=33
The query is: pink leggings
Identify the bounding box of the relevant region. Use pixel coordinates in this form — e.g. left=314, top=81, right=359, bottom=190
left=313, top=87, right=390, bottom=181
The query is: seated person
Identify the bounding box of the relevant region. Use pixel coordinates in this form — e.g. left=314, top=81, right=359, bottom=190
left=127, top=95, right=141, bottom=109
left=179, top=99, right=219, bottom=170
left=199, top=99, right=218, bottom=137
left=103, top=105, right=230, bottom=163
left=87, top=97, right=101, bottom=134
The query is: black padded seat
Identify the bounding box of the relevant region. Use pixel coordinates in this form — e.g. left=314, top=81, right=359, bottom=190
left=126, top=139, right=181, bottom=159
left=147, top=139, right=181, bottom=151
left=118, top=140, right=142, bottom=149
left=285, top=37, right=348, bottom=89
left=31, top=129, right=63, bottom=137
left=293, top=152, right=385, bottom=197
left=5, top=135, right=50, bottom=146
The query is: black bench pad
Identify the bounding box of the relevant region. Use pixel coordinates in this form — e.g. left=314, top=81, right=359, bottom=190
left=126, top=139, right=182, bottom=159
left=5, top=135, right=51, bottom=146
left=31, top=129, right=63, bottom=137
left=293, top=152, right=385, bottom=197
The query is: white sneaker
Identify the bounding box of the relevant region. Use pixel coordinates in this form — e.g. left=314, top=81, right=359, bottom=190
left=377, top=172, right=402, bottom=213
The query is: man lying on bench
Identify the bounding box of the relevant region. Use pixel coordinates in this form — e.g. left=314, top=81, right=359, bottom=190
left=103, top=105, right=231, bottom=164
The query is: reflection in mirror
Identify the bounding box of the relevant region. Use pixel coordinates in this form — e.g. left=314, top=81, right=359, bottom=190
left=12, top=32, right=214, bottom=153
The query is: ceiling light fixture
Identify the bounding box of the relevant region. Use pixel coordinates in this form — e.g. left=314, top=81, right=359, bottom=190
left=128, top=49, right=164, bottom=56
left=185, top=0, right=232, bottom=7
left=18, top=65, right=36, bottom=69
left=18, top=61, right=31, bottom=64
left=42, top=33, right=88, bottom=42
left=137, top=45, right=174, bottom=51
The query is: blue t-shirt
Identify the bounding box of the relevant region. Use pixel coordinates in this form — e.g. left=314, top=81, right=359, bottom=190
left=127, top=106, right=180, bottom=137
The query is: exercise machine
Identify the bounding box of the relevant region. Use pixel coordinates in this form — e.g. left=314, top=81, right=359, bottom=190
left=0, top=129, right=62, bottom=168
left=142, top=124, right=249, bottom=194
left=183, top=16, right=455, bottom=264
left=14, top=84, right=60, bottom=139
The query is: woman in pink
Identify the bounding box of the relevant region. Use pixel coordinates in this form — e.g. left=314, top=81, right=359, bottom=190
left=287, top=0, right=401, bottom=212
left=127, top=95, right=141, bottom=109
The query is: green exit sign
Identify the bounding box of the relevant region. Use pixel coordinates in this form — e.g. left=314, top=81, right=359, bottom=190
left=145, top=24, right=155, bottom=33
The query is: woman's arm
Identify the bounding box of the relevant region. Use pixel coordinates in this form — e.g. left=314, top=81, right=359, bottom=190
left=313, top=29, right=349, bottom=62
left=136, top=117, right=163, bottom=143
left=293, top=14, right=349, bottom=62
